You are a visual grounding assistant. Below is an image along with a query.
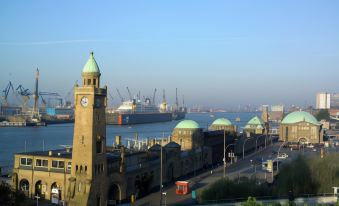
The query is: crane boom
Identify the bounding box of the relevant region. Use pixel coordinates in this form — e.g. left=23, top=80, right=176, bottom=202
left=126, top=87, right=132, bottom=100
left=152, top=88, right=157, bottom=104
left=162, top=89, right=166, bottom=103
left=175, top=88, right=179, bottom=109
left=1, top=81, right=15, bottom=106
left=116, top=88, right=124, bottom=102
left=33, top=68, right=39, bottom=114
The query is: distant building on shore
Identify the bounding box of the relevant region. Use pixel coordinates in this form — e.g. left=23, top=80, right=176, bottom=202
left=316, top=92, right=331, bottom=109
left=269, top=104, right=284, bottom=122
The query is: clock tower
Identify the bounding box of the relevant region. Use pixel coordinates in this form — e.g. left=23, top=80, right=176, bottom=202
left=67, top=52, right=108, bottom=206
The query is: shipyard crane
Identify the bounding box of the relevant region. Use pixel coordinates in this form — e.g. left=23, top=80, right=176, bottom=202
left=152, top=88, right=157, bottom=104
left=175, top=88, right=179, bottom=110
left=162, top=89, right=166, bottom=103
left=16, top=85, right=32, bottom=110
left=1, top=81, right=15, bottom=106
left=126, top=87, right=132, bottom=100
left=116, top=88, right=124, bottom=102
left=108, top=92, right=114, bottom=106
left=39, top=92, right=60, bottom=108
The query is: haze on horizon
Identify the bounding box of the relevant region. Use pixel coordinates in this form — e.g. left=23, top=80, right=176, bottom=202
left=0, top=0, right=338, bottom=109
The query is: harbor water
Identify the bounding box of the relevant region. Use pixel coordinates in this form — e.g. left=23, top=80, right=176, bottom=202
left=0, top=112, right=259, bottom=174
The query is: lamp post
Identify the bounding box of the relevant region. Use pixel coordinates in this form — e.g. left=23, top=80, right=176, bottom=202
left=277, top=141, right=287, bottom=173
left=255, top=136, right=260, bottom=152
left=160, top=144, right=163, bottom=205
left=223, top=142, right=235, bottom=178
left=162, top=192, right=167, bottom=206
left=242, top=138, right=250, bottom=159
left=223, top=129, right=226, bottom=178
left=35, top=195, right=40, bottom=206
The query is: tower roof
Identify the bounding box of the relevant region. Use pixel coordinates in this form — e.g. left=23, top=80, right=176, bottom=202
left=82, top=52, right=100, bottom=73
left=211, top=118, right=232, bottom=126
left=175, top=120, right=200, bottom=129
left=281, top=111, right=320, bottom=125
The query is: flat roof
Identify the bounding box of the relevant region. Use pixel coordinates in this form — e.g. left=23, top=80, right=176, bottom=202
left=16, top=149, right=72, bottom=159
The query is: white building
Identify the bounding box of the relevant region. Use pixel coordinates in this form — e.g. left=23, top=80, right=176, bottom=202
left=316, top=92, right=331, bottom=109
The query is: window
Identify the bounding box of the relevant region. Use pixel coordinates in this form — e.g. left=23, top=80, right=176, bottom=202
left=20, top=157, right=32, bottom=166
left=67, top=162, right=72, bottom=170
left=52, top=160, right=65, bottom=169
left=93, top=79, right=96, bottom=86
left=36, top=159, right=48, bottom=167
left=87, top=79, right=91, bottom=85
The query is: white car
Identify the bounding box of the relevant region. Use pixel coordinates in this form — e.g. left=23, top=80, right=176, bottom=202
left=278, top=153, right=288, bottom=159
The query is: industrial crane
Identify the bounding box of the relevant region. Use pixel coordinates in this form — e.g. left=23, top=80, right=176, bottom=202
left=39, top=92, right=60, bottom=108
left=175, top=88, right=179, bottom=110
left=16, top=85, right=32, bottom=110
left=1, top=81, right=15, bottom=106
left=152, top=88, right=157, bottom=104
left=126, top=87, right=132, bottom=101
left=116, top=88, right=124, bottom=102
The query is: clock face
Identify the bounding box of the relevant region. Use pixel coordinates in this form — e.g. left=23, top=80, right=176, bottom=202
left=80, top=96, right=89, bottom=107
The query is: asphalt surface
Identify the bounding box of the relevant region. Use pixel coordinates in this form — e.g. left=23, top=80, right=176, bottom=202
left=134, top=142, right=325, bottom=206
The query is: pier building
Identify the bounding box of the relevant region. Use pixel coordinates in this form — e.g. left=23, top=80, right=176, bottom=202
left=243, top=116, right=266, bottom=136
left=208, top=118, right=237, bottom=133
left=279, top=111, right=323, bottom=144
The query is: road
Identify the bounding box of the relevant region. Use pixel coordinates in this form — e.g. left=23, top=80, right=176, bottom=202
left=134, top=142, right=323, bottom=206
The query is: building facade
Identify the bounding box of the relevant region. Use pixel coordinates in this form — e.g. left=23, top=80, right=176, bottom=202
left=208, top=118, right=237, bottom=133
left=243, top=116, right=266, bottom=136
left=279, top=111, right=323, bottom=144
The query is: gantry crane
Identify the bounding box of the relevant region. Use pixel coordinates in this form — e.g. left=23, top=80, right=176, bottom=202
left=126, top=87, right=132, bottom=101
left=16, top=85, right=32, bottom=111
left=1, top=81, right=15, bottom=106
left=152, top=88, right=157, bottom=104
left=116, top=88, right=124, bottom=102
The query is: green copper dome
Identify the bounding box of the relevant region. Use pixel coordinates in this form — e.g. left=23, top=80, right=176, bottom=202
left=175, top=120, right=200, bottom=129
left=281, top=111, right=320, bottom=125
left=82, top=52, right=100, bottom=73
left=212, top=118, right=232, bottom=126
left=246, top=116, right=264, bottom=126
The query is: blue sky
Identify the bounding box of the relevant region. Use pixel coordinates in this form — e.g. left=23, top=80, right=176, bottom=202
left=0, top=0, right=338, bottom=108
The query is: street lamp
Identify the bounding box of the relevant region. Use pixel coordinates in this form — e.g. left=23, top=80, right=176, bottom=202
left=242, top=138, right=251, bottom=159
left=223, top=129, right=226, bottom=178
left=277, top=141, right=287, bottom=173
left=160, top=144, right=163, bottom=205
left=35, top=195, right=40, bottom=206
left=162, top=192, right=167, bottom=206
left=223, top=143, right=235, bottom=178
